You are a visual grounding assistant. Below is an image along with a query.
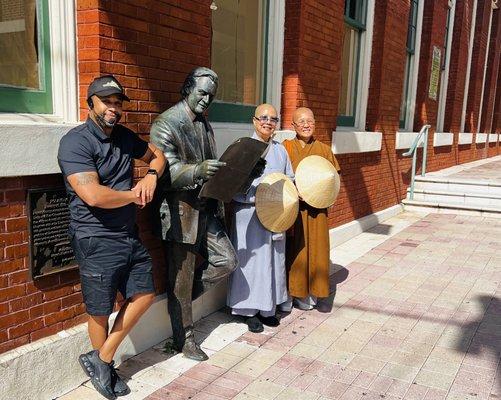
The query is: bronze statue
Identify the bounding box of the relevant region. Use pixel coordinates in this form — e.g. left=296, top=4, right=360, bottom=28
left=150, top=67, right=237, bottom=361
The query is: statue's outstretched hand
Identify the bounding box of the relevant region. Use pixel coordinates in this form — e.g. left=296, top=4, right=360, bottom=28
left=195, top=159, right=226, bottom=181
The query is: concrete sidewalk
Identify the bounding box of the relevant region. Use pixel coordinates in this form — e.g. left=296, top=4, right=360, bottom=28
left=59, top=210, right=501, bottom=400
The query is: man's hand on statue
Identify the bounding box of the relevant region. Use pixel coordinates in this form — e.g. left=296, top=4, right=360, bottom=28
left=195, top=159, right=227, bottom=181
left=131, top=174, right=157, bottom=207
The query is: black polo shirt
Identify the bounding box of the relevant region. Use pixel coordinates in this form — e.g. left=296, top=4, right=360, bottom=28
left=57, top=118, right=148, bottom=239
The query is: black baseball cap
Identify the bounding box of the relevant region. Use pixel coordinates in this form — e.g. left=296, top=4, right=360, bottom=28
left=87, top=75, right=130, bottom=101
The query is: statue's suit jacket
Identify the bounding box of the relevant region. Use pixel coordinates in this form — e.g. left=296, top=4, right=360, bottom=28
left=150, top=101, right=218, bottom=244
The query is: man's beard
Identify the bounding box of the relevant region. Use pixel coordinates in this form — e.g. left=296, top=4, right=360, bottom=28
left=94, top=110, right=121, bottom=129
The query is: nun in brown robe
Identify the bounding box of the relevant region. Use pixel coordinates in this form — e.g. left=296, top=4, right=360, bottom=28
left=283, top=107, right=340, bottom=312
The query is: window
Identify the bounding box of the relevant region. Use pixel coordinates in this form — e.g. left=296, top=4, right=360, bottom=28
left=210, top=0, right=269, bottom=123
left=0, top=0, right=52, bottom=113
left=399, top=0, right=419, bottom=129
left=337, top=0, right=367, bottom=127
left=436, top=0, right=455, bottom=132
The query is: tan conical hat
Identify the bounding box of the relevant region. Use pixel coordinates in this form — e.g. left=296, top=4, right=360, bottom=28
left=295, top=155, right=340, bottom=209
left=256, top=173, right=299, bottom=233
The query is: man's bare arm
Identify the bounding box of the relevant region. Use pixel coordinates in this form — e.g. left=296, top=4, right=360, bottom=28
left=138, top=143, right=166, bottom=177
left=67, top=171, right=142, bottom=209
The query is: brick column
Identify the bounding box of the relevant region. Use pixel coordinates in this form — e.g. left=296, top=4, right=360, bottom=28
left=77, top=0, right=212, bottom=133
left=365, top=0, right=409, bottom=135
left=364, top=0, right=410, bottom=207
left=480, top=7, right=500, bottom=133
left=443, top=0, right=475, bottom=133
left=464, top=0, right=492, bottom=133
left=281, top=0, right=344, bottom=144
left=493, top=64, right=501, bottom=133
left=414, top=0, right=450, bottom=130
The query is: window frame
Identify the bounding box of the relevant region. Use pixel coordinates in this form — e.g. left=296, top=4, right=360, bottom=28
left=0, top=0, right=78, bottom=124
left=0, top=0, right=53, bottom=114
left=399, top=0, right=419, bottom=129
left=209, top=0, right=270, bottom=123
left=436, top=0, right=456, bottom=132
left=398, top=0, right=424, bottom=132
left=337, top=0, right=367, bottom=128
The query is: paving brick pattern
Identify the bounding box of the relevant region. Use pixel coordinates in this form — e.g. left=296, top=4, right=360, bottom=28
left=60, top=211, right=501, bottom=399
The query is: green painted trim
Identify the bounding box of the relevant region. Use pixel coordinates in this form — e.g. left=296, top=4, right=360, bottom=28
left=336, top=115, right=355, bottom=126
left=208, top=102, right=255, bottom=123
left=344, top=0, right=367, bottom=27
left=399, top=53, right=413, bottom=129
left=344, top=15, right=366, bottom=31
left=0, top=0, right=53, bottom=113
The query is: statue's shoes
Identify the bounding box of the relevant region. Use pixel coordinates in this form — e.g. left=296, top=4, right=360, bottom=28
left=182, top=337, right=209, bottom=361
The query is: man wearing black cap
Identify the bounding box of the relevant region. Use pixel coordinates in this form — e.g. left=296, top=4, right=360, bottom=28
left=57, top=75, right=166, bottom=400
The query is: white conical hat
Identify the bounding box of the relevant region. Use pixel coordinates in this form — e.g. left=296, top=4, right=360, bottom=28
left=255, top=173, right=299, bottom=233
left=295, top=155, right=340, bottom=209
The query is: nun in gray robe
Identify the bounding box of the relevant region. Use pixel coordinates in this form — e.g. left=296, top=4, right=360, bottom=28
left=227, top=132, right=294, bottom=317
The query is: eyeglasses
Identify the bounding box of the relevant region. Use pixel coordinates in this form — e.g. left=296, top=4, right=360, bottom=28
left=294, top=119, right=315, bottom=127
left=254, top=115, right=279, bottom=125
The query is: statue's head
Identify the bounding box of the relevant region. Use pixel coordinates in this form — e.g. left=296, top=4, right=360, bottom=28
left=181, top=67, right=219, bottom=115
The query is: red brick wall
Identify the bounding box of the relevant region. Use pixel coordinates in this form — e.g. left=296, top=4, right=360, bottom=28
left=480, top=8, right=500, bottom=133
left=493, top=61, right=501, bottom=134
left=443, top=0, right=474, bottom=134
left=77, top=0, right=211, bottom=133
left=281, top=0, right=345, bottom=144
left=465, top=0, right=492, bottom=133
left=0, top=175, right=87, bottom=354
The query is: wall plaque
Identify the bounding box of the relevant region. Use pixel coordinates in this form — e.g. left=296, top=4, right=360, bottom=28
left=428, top=46, right=441, bottom=101
left=28, top=188, right=77, bottom=279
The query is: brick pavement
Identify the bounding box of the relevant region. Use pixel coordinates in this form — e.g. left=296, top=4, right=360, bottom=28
left=59, top=211, right=501, bottom=399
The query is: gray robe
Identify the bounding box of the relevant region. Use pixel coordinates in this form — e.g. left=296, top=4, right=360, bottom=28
left=227, top=133, right=294, bottom=314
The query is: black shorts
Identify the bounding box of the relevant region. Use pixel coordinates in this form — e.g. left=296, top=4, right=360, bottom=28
left=71, top=235, right=155, bottom=316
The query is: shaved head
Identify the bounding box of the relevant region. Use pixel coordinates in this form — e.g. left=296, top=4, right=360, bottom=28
left=292, top=107, right=314, bottom=123
left=253, top=103, right=278, bottom=142
left=254, top=103, right=277, bottom=118
left=291, top=107, right=315, bottom=142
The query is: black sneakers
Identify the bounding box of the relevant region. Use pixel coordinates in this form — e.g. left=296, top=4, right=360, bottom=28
left=78, top=350, right=117, bottom=400
left=246, top=316, right=264, bottom=333
left=109, top=360, right=131, bottom=396
left=257, top=315, right=280, bottom=327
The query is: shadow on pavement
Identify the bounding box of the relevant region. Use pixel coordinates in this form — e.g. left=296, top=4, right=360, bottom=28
left=454, top=295, right=501, bottom=395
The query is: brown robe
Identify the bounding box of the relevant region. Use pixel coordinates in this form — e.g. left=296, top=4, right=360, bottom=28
left=283, top=137, right=340, bottom=299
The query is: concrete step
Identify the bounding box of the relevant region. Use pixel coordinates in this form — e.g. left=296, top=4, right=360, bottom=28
left=407, top=188, right=501, bottom=208
left=402, top=199, right=501, bottom=217
left=414, top=176, right=501, bottom=196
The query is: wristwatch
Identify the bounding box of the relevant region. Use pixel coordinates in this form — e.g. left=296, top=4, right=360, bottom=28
left=146, top=168, right=158, bottom=178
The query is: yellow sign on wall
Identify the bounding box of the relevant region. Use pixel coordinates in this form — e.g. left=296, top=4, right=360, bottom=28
left=428, top=46, right=441, bottom=101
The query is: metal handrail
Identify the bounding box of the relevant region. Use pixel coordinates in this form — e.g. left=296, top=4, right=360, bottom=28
left=402, top=124, right=431, bottom=200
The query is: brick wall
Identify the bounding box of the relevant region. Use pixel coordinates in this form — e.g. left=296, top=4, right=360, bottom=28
left=480, top=8, right=500, bottom=133
left=465, top=0, right=492, bottom=133
left=443, top=0, right=474, bottom=134
left=493, top=61, right=501, bottom=134
left=0, top=175, right=87, bottom=354
left=281, top=0, right=344, bottom=144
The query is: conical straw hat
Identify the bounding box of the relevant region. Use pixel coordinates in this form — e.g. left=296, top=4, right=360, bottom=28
left=256, top=173, right=299, bottom=233
left=295, top=155, right=340, bottom=209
